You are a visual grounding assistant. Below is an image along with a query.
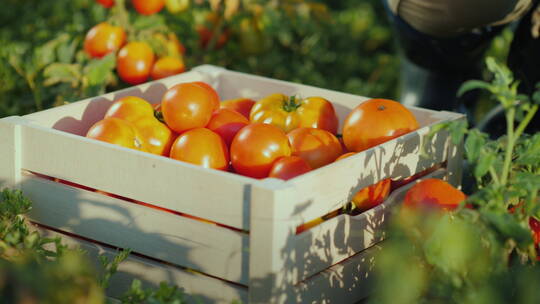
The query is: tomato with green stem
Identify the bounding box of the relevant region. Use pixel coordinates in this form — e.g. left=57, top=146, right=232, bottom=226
left=250, top=93, right=338, bottom=134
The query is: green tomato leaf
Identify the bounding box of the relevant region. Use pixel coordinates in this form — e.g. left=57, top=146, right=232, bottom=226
left=457, top=80, right=493, bottom=97
left=449, top=119, right=468, bottom=145
left=474, top=149, right=496, bottom=180
left=465, top=129, right=486, bottom=162
left=43, top=63, right=81, bottom=87
left=84, top=53, right=116, bottom=88
left=481, top=210, right=532, bottom=249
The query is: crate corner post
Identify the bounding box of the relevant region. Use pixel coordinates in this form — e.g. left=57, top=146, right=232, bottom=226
left=0, top=116, right=27, bottom=189
left=248, top=178, right=298, bottom=304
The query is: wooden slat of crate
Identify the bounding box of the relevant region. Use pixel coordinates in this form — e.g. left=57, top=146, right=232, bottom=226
left=19, top=121, right=253, bottom=231
left=283, top=122, right=452, bottom=228
left=291, top=169, right=447, bottom=285
left=22, top=173, right=249, bottom=285
left=33, top=226, right=248, bottom=304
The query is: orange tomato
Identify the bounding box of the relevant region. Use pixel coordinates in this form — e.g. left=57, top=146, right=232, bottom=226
left=250, top=94, right=339, bottom=134
left=268, top=156, right=312, bottom=180
left=161, top=82, right=219, bottom=133
left=220, top=98, right=255, bottom=119
left=169, top=128, right=229, bottom=171
left=86, top=117, right=145, bottom=151
left=192, top=81, right=220, bottom=108
left=342, top=99, right=419, bottom=152
left=132, top=0, right=164, bottom=15
left=403, top=178, right=466, bottom=211
left=335, top=152, right=391, bottom=212
left=230, top=123, right=291, bottom=178
left=105, top=96, right=176, bottom=156
left=287, top=127, right=342, bottom=169
left=117, top=42, right=155, bottom=85
left=96, top=0, right=115, bottom=8
left=84, top=22, right=125, bottom=58
left=207, top=108, right=249, bottom=147
left=151, top=56, right=185, bottom=80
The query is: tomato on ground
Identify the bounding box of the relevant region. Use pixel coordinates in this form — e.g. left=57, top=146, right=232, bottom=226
left=268, top=156, right=311, bottom=180
left=132, top=0, right=164, bottom=15
left=84, top=22, right=125, bottom=58
left=403, top=178, right=466, bottom=211
left=161, top=82, right=219, bottom=133
left=206, top=108, right=249, bottom=147
left=250, top=93, right=338, bottom=134
left=86, top=117, right=145, bottom=151
left=116, top=42, right=155, bottom=85
left=335, top=152, right=391, bottom=212
left=342, top=99, right=419, bottom=152
left=287, top=127, right=342, bottom=169
left=220, top=98, right=255, bottom=119
left=151, top=56, right=185, bottom=80
left=230, top=123, right=291, bottom=178
left=169, top=128, right=229, bottom=171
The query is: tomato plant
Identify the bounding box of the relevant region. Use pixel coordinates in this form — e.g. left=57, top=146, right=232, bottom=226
left=287, top=127, right=342, bottom=169
left=342, top=99, right=419, bottom=152
left=230, top=123, right=291, bottom=178
left=169, top=127, right=229, bottom=170
left=161, top=82, right=219, bottom=133
left=268, top=156, right=312, bottom=180
left=250, top=94, right=338, bottom=134
left=206, top=108, right=249, bottom=147
left=116, top=41, right=155, bottom=85
left=84, top=22, right=126, bottom=58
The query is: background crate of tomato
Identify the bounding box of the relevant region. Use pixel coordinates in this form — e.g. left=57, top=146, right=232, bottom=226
left=0, top=65, right=464, bottom=303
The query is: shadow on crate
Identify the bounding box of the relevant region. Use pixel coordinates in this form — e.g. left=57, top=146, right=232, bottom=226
left=52, top=83, right=168, bottom=136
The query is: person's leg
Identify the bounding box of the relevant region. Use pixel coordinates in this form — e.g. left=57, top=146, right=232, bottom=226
left=382, top=0, right=532, bottom=113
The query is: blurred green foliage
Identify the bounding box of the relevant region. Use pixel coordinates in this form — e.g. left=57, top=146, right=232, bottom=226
left=0, top=0, right=398, bottom=118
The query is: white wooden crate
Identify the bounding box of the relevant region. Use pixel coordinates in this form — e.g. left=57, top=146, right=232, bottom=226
left=0, top=65, right=464, bottom=303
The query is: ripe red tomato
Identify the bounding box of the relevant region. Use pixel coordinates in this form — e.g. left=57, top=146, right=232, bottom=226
left=335, top=152, right=391, bottom=211
left=287, top=127, right=342, bottom=169
left=220, top=98, right=255, bottom=119
left=342, top=99, right=419, bottom=152
left=151, top=56, right=185, bottom=80
left=169, top=128, right=229, bottom=171
left=117, top=42, right=155, bottom=85
left=86, top=117, right=145, bottom=151
left=230, top=123, right=291, bottom=178
left=403, top=178, right=466, bottom=211
left=268, top=156, right=312, bottom=180
left=161, top=82, right=219, bottom=133
left=206, top=108, right=249, bottom=147
left=96, top=0, right=115, bottom=8
left=132, top=0, right=164, bottom=15
left=105, top=96, right=176, bottom=156
left=250, top=93, right=339, bottom=134
left=84, top=22, right=125, bottom=58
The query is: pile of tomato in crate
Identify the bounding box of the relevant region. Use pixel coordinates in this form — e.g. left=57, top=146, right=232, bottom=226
left=85, top=79, right=432, bottom=218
